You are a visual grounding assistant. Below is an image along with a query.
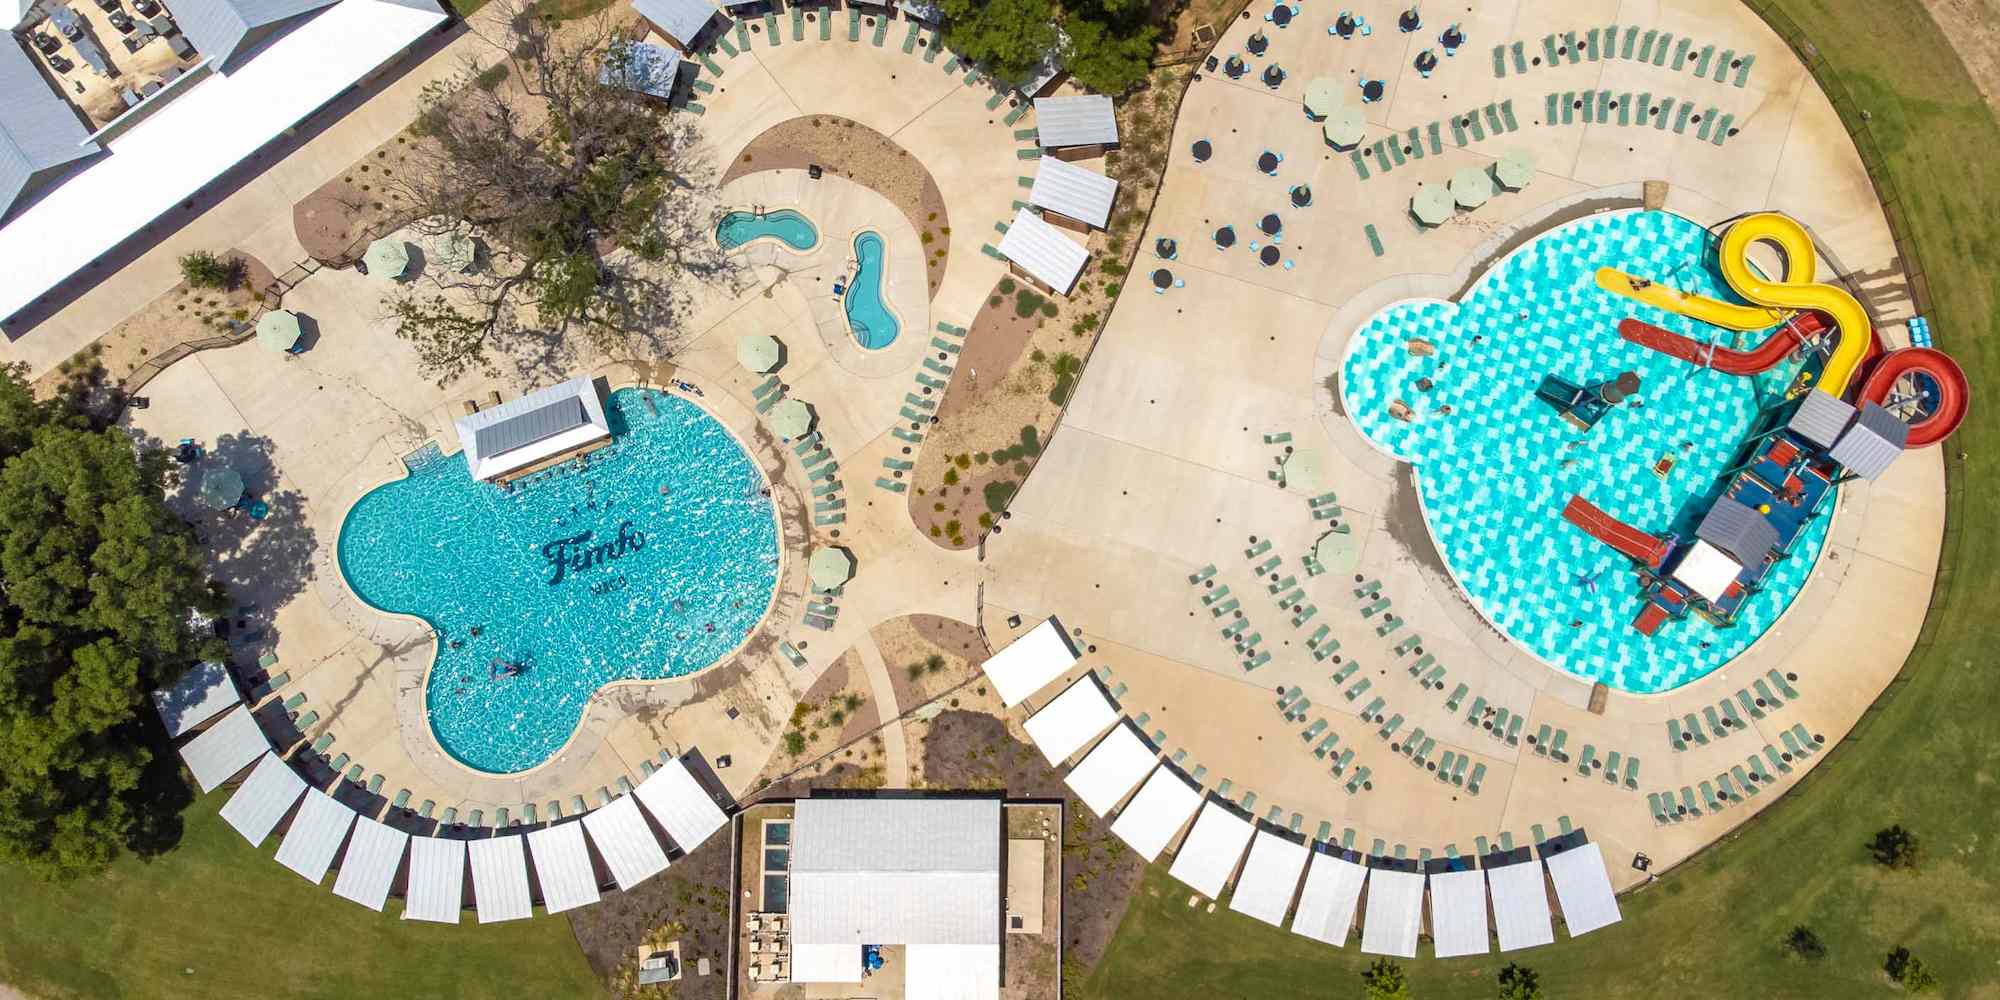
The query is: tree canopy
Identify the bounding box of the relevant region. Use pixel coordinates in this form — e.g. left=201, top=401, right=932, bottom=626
left=942, top=0, right=1158, bottom=96
left=1063, top=16, right=1157, bottom=96
left=0, top=367, right=221, bottom=878
left=939, top=0, right=1060, bottom=83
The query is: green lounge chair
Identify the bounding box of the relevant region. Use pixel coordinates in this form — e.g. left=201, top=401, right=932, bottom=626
left=1331, top=661, right=1359, bottom=684
left=1532, top=724, right=1552, bottom=756
left=1668, top=718, right=1688, bottom=752
left=1467, top=763, right=1486, bottom=795
left=392, top=789, right=411, bottom=811
left=1445, top=683, right=1468, bottom=711
left=1602, top=749, right=1623, bottom=783
left=1769, top=670, right=1800, bottom=700
left=1575, top=744, right=1597, bottom=776
left=1625, top=755, right=1640, bottom=789
left=1548, top=729, right=1568, bottom=761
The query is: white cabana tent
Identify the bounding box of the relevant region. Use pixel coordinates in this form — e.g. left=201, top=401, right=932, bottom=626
left=1428, top=868, right=1492, bottom=957
left=1108, top=766, right=1203, bottom=862
left=1022, top=675, right=1117, bottom=765
left=178, top=705, right=269, bottom=792
left=1230, top=830, right=1310, bottom=927
left=905, top=944, right=1001, bottom=1000
left=469, top=835, right=534, bottom=923
left=1167, top=801, right=1254, bottom=898
left=581, top=794, right=670, bottom=890
left=527, top=820, right=602, bottom=914
left=1487, top=859, right=1555, bottom=951
left=634, top=757, right=728, bottom=853
left=218, top=752, right=306, bottom=846
left=1290, top=850, right=1367, bottom=946
left=332, top=816, right=410, bottom=912
left=151, top=660, right=240, bottom=739
left=1360, top=868, right=1425, bottom=957
left=981, top=617, right=1080, bottom=707
left=273, top=789, right=356, bottom=884
left=403, top=836, right=469, bottom=924
left=1062, top=722, right=1155, bottom=816
left=1546, top=842, right=1622, bottom=936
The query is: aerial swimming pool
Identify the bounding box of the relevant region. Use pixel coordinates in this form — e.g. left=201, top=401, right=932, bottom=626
left=718, top=208, right=819, bottom=252
left=844, top=231, right=900, bottom=349
left=337, top=388, right=780, bottom=773
left=1339, top=210, right=1830, bottom=693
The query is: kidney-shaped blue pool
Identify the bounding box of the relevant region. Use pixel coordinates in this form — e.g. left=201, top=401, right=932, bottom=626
left=337, top=388, right=780, bottom=773
left=844, top=231, right=900, bottom=349
left=718, top=208, right=819, bottom=252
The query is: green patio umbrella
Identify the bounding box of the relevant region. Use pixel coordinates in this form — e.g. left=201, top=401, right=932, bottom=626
left=809, top=546, right=854, bottom=591
left=364, top=237, right=411, bottom=280
left=1450, top=165, right=1495, bottom=208
left=1283, top=448, right=1327, bottom=494
left=1302, top=77, right=1340, bottom=119
left=198, top=466, right=245, bottom=510
left=1314, top=528, right=1361, bottom=577
left=255, top=310, right=301, bottom=353
left=1411, top=184, right=1455, bottom=226
left=737, top=334, right=782, bottom=374
left=1322, top=106, right=1367, bottom=149
left=770, top=398, right=815, bottom=439
left=435, top=233, right=477, bottom=273
left=1495, top=149, right=1535, bottom=191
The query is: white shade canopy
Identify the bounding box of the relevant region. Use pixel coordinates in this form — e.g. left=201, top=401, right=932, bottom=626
left=1063, top=722, right=1155, bottom=816
left=1412, top=184, right=1455, bottom=225
left=1546, top=842, right=1622, bottom=936
left=404, top=836, right=468, bottom=924
left=364, top=237, right=411, bottom=279
left=808, top=546, right=854, bottom=592
left=255, top=310, right=302, bottom=352
left=1323, top=106, right=1366, bottom=148
left=1230, top=830, right=1310, bottom=927
left=273, top=789, right=356, bottom=885
left=581, top=793, right=670, bottom=891
left=980, top=617, right=1079, bottom=707
left=1302, top=77, right=1340, bottom=117
left=469, top=835, right=533, bottom=923
left=1109, top=766, right=1202, bottom=862
left=1429, top=868, right=1492, bottom=957
left=1167, top=801, right=1254, bottom=898
left=1360, top=868, right=1424, bottom=956
left=1450, top=165, right=1495, bottom=208
left=1487, top=859, right=1556, bottom=951
left=1290, top=850, right=1366, bottom=946
left=633, top=757, right=729, bottom=853
left=218, top=751, right=306, bottom=847
left=1023, top=675, right=1118, bottom=765
left=178, top=705, right=268, bottom=793
left=737, top=334, right=782, bottom=373
left=770, top=398, right=815, bottom=439
left=332, top=816, right=409, bottom=912
left=526, top=820, right=601, bottom=914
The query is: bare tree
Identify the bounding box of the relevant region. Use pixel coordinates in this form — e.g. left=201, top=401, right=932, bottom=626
left=386, top=3, right=736, bottom=384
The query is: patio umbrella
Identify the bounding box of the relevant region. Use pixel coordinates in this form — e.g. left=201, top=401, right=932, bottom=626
left=1214, top=225, right=1237, bottom=248
left=1224, top=54, right=1246, bottom=78
left=770, top=398, right=815, bottom=439
left=1496, top=148, right=1536, bottom=190
left=1151, top=268, right=1174, bottom=290
left=1415, top=49, right=1438, bottom=75
left=1360, top=78, right=1385, bottom=103
left=1450, top=165, right=1495, bottom=208
left=1262, top=64, right=1285, bottom=88
left=363, top=237, right=410, bottom=280
left=1323, top=106, right=1366, bottom=148
left=808, top=547, right=854, bottom=591
left=1246, top=30, right=1268, bottom=55
left=198, top=466, right=244, bottom=511
left=1302, top=77, right=1340, bottom=118
left=435, top=233, right=477, bottom=273
left=1335, top=12, right=1357, bottom=37
left=1270, top=4, right=1291, bottom=28
left=1397, top=6, right=1421, bottom=32
left=1259, top=213, right=1283, bottom=237
left=1314, top=526, right=1361, bottom=576
left=1257, top=150, right=1280, bottom=174
left=1411, top=184, right=1455, bottom=225
left=1191, top=138, right=1213, bottom=162
left=1284, top=448, right=1327, bottom=493
left=737, top=334, right=782, bottom=373
left=1259, top=245, right=1281, bottom=267
left=255, top=310, right=301, bottom=353
left=1155, top=237, right=1178, bottom=259
left=1290, top=184, right=1313, bottom=208
left=1441, top=23, right=1465, bottom=51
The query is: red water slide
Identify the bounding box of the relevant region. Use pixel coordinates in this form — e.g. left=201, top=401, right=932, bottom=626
left=1561, top=496, right=1669, bottom=568
left=1615, top=313, right=1835, bottom=376
left=1859, top=348, right=1969, bottom=447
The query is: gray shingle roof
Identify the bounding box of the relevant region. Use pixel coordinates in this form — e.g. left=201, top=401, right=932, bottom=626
left=172, top=0, right=341, bottom=68
left=1696, top=497, right=1780, bottom=566
left=472, top=396, right=589, bottom=458
left=0, top=39, right=97, bottom=218
left=1034, top=94, right=1117, bottom=148
left=1827, top=400, right=1909, bottom=480
left=1029, top=155, right=1117, bottom=229
left=632, top=0, right=718, bottom=46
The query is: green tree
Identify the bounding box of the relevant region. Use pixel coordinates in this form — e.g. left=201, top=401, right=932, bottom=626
left=1868, top=824, right=1920, bottom=869
left=176, top=251, right=244, bottom=291
left=1885, top=947, right=1939, bottom=992
left=1496, top=962, right=1541, bottom=999
left=939, top=0, right=1058, bottom=83
left=1062, top=15, right=1155, bottom=95
left=1361, top=957, right=1410, bottom=1000
left=0, top=366, right=221, bottom=879
left=1783, top=924, right=1826, bottom=960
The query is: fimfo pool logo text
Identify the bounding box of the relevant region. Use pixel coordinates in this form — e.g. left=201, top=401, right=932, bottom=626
left=542, top=521, right=646, bottom=586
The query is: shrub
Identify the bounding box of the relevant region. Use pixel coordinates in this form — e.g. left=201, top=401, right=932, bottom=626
left=1049, top=372, right=1076, bottom=405
left=1014, top=289, right=1046, bottom=318
left=907, top=663, right=924, bottom=680
left=990, top=296, right=1002, bottom=307
left=1870, top=825, right=1921, bottom=869
left=783, top=731, right=807, bottom=755
left=1019, top=425, right=1041, bottom=455
left=1104, top=282, right=1121, bottom=298
left=1040, top=301, right=1058, bottom=317
left=973, top=452, right=989, bottom=464
left=954, top=454, right=971, bottom=469
left=920, top=230, right=935, bottom=244
left=1497, top=962, right=1542, bottom=1000
left=978, top=513, right=993, bottom=528
left=1030, top=348, right=1047, bottom=363
left=843, top=693, right=863, bottom=711
left=942, top=467, right=959, bottom=486
left=474, top=62, right=510, bottom=91
left=944, top=520, right=961, bottom=537
left=178, top=251, right=242, bottom=290
left=925, top=654, right=946, bottom=674
left=1361, top=958, right=1409, bottom=1000
left=1100, top=260, right=1127, bottom=277
left=1783, top=925, right=1826, bottom=961
left=998, top=277, right=1016, bottom=294
left=983, top=480, right=1017, bottom=513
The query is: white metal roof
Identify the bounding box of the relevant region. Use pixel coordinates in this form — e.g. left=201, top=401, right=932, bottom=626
left=272, top=788, right=355, bottom=884
left=1360, top=868, right=1424, bottom=957
left=632, top=0, right=717, bottom=45
left=217, top=751, right=305, bottom=846
left=790, top=797, right=1000, bottom=947
left=1062, top=721, right=1154, bottom=817
left=905, top=944, right=1000, bottom=1000
left=332, top=815, right=409, bottom=912
left=996, top=208, right=1089, bottom=295
left=179, top=705, right=269, bottom=793
left=1108, top=765, right=1202, bottom=862
left=403, top=836, right=468, bottom=924
left=1428, top=868, right=1491, bottom=957
left=453, top=376, right=612, bottom=482
left=790, top=943, right=862, bottom=983
left=0, top=0, right=448, bottom=326
left=792, top=870, right=1000, bottom=946
left=1022, top=675, right=1117, bottom=765
left=469, top=835, right=534, bottom=923
left=633, top=757, right=728, bottom=853
left=152, top=660, right=240, bottom=739
left=527, top=820, right=601, bottom=914
left=1545, top=842, right=1622, bottom=937
left=580, top=794, right=669, bottom=891
left=1034, top=94, right=1118, bottom=148
left=1486, top=860, right=1555, bottom=951
left=980, top=616, right=1079, bottom=707
left=1029, top=156, right=1118, bottom=230
left=1166, top=801, right=1253, bottom=898
left=1229, top=830, right=1310, bottom=927
left=1290, top=850, right=1366, bottom=946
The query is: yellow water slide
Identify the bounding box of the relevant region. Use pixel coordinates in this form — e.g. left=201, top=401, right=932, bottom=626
left=1593, top=212, right=1871, bottom=397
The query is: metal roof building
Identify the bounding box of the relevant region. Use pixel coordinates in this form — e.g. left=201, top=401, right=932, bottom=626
left=1786, top=389, right=1856, bottom=448
left=178, top=704, right=269, bottom=792
left=1062, top=721, right=1154, bottom=816
left=273, top=789, right=356, bottom=884
left=217, top=751, right=306, bottom=846
left=633, top=756, right=728, bottom=853
left=1033, top=94, right=1117, bottom=149
left=1829, top=400, right=1909, bottom=480
left=171, top=0, right=341, bottom=67
left=632, top=0, right=718, bottom=48
left=453, top=376, right=612, bottom=482
left=1695, top=497, right=1780, bottom=566
left=1029, top=155, right=1118, bottom=230
left=403, top=836, right=468, bottom=923
left=1022, top=674, right=1117, bottom=765
left=0, top=40, right=98, bottom=221
left=980, top=616, right=1079, bottom=707
left=332, top=815, right=409, bottom=912
left=600, top=40, right=682, bottom=101
left=1108, top=765, right=1202, bottom=862
left=996, top=208, right=1089, bottom=295
left=1167, top=800, right=1253, bottom=898
left=151, top=659, right=240, bottom=739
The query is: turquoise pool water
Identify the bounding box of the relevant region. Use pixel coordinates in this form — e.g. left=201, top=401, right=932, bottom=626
left=844, top=231, right=900, bottom=349
left=718, top=208, right=819, bottom=252
left=1340, top=210, right=1830, bottom=693
left=337, top=389, right=780, bottom=773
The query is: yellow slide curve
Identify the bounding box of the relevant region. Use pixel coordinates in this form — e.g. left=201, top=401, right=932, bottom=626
left=1593, top=212, right=1871, bottom=398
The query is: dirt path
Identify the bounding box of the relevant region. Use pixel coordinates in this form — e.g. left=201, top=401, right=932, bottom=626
left=851, top=633, right=910, bottom=787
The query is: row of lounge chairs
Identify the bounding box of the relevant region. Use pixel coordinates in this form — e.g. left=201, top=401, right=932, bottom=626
left=1542, top=89, right=1740, bottom=146
left=1668, top=670, right=1798, bottom=751
left=1349, top=100, right=1519, bottom=180
left=1490, top=26, right=1755, bottom=86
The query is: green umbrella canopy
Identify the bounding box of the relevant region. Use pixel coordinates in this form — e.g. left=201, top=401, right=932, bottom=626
left=1411, top=184, right=1455, bottom=226
left=1302, top=77, right=1340, bottom=118
left=1283, top=448, right=1326, bottom=494
left=770, top=398, right=815, bottom=439
left=435, top=233, right=477, bottom=273
left=737, top=334, right=782, bottom=374
left=198, top=466, right=244, bottom=510
left=809, top=547, right=854, bottom=591
left=1314, top=528, right=1360, bottom=577
left=364, top=238, right=411, bottom=279
left=1323, top=106, right=1366, bottom=148
left=255, top=310, right=301, bottom=352
left=1450, top=165, right=1495, bottom=208
left=1495, top=148, right=1535, bottom=190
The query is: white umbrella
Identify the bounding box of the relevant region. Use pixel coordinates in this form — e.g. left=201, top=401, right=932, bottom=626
left=1303, top=77, right=1340, bottom=119
left=1411, top=184, right=1454, bottom=226
left=809, top=547, right=854, bottom=591
left=254, top=310, right=301, bottom=353
left=363, top=238, right=411, bottom=280
left=737, top=335, right=782, bottom=374
left=1322, top=106, right=1366, bottom=149
left=770, top=398, right=814, bottom=439
left=1496, top=149, right=1535, bottom=190
left=1450, top=166, right=1495, bottom=208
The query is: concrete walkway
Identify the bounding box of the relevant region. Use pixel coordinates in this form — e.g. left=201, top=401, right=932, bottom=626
left=853, top=632, right=911, bottom=788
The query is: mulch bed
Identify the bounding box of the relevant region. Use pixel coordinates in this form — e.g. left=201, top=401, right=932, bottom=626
left=567, top=828, right=733, bottom=1000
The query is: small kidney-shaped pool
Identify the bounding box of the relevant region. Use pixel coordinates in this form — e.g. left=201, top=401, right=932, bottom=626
left=844, top=231, right=900, bottom=349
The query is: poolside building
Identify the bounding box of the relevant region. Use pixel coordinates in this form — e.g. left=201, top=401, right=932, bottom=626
left=1032, top=94, right=1117, bottom=159
left=997, top=207, right=1088, bottom=295
left=632, top=0, right=720, bottom=54
left=1028, top=155, right=1118, bottom=233
left=0, top=42, right=100, bottom=223
left=452, top=376, right=613, bottom=483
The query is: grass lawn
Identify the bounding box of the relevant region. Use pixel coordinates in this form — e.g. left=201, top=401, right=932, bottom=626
left=0, top=790, right=601, bottom=1000
left=1079, top=0, right=2000, bottom=997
